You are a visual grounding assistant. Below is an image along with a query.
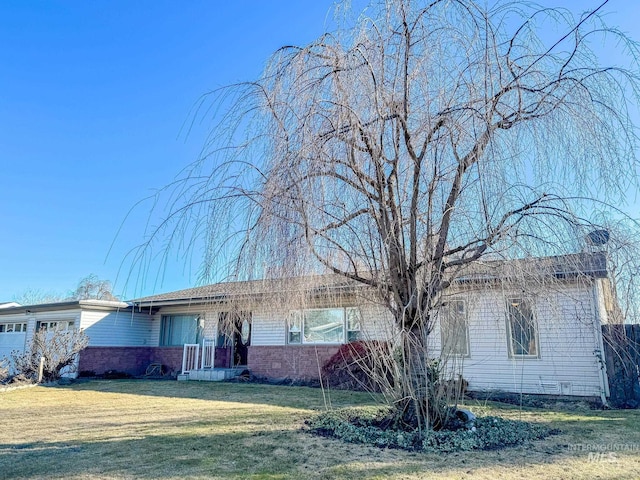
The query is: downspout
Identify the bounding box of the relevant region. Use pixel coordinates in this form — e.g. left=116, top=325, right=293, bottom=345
left=591, top=279, right=610, bottom=407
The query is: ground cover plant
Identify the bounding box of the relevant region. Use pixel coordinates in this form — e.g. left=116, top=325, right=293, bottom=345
left=306, top=406, right=557, bottom=452
left=1, top=380, right=639, bottom=479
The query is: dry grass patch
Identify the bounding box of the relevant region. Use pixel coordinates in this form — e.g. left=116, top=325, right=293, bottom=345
left=0, top=380, right=638, bottom=479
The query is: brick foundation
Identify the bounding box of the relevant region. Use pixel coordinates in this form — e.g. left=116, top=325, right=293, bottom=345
left=248, top=345, right=340, bottom=381
left=78, top=346, right=183, bottom=377
left=79, top=345, right=341, bottom=381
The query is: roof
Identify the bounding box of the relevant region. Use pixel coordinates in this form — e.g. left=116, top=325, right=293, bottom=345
left=132, top=252, right=608, bottom=307
left=0, top=299, right=131, bottom=316
left=131, top=274, right=362, bottom=307
left=454, top=252, right=607, bottom=284
left=0, top=302, right=20, bottom=309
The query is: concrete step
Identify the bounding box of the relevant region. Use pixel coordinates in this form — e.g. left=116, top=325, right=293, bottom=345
left=186, top=368, right=247, bottom=382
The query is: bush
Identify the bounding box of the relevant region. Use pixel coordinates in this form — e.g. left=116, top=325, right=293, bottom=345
left=321, top=341, right=392, bottom=392
left=0, top=357, right=9, bottom=383
left=306, top=407, right=557, bottom=453
left=321, top=343, right=470, bottom=431
left=12, top=326, right=89, bottom=382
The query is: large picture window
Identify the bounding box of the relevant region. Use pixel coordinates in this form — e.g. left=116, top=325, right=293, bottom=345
left=440, top=300, right=469, bottom=356
left=288, top=307, right=361, bottom=344
left=506, top=298, right=538, bottom=357
left=160, top=315, right=202, bottom=346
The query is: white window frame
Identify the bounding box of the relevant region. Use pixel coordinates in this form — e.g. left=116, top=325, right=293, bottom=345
left=440, top=300, right=470, bottom=357
left=287, top=307, right=362, bottom=345
left=0, top=322, right=27, bottom=333
left=505, top=297, right=539, bottom=358
left=36, top=320, right=75, bottom=331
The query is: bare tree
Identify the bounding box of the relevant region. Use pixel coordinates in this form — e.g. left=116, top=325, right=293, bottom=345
left=134, top=0, right=640, bottom=430
left=12, top=288, right=66, bottom=306
left=72, top=274, right=119, bottom=301
left=12, top=275, right=119, bottom=305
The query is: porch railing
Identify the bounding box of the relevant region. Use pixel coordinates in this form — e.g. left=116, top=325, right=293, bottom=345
left=182, top=339, right=216, bottom=374
left=181, top=344, right=200, bottom=374
left=201, top=338, right=215, bottom=369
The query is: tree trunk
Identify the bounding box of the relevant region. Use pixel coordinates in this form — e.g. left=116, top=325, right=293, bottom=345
left=393, top=322, right=449, bottom=432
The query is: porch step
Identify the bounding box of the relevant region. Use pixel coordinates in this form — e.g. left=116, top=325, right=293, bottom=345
left=186, top=367, right=247, bottom=382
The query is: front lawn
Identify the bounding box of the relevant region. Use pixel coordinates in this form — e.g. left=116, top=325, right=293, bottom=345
left=0, top=380, right=639, bottom=479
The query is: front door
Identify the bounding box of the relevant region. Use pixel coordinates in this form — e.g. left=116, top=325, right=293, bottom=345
left=233, top=312, right=251, bottom=366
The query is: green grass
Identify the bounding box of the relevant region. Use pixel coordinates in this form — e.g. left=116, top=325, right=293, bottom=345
left=1, top=380, right=639, bottom=479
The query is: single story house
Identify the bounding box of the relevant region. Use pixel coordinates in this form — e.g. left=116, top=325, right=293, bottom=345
left=0, top=253, right=621, bottom=404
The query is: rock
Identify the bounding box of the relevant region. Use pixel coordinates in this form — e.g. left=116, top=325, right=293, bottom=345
left=455, top=408, right=476, bottom=428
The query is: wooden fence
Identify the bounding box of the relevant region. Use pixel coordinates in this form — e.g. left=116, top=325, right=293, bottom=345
left=602, top=324, right=640, bottom=408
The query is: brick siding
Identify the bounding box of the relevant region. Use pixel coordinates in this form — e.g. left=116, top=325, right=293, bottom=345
left=79, top=345, right=341, bottom=381
left=78, top=346, right=183, bottom=377
left=248, top=345, right=340, bottom=381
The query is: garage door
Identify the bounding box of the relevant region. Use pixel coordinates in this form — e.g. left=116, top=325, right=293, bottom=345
left=0, top=322, right=28, bottom=361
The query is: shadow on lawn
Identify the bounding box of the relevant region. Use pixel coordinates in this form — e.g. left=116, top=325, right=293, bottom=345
left=0, top=430, right=299, bottom=479
left=0, top=426, right=636, bottom=480
left=30, top=380, right=639, bottom=479
left=49, top=378, right=379, bottom=411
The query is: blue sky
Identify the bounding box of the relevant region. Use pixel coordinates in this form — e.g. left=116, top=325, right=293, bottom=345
left=0, top=1, right=638, bottom=301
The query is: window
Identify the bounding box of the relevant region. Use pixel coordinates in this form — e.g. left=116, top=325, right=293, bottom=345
left=506, top=298, right=538, bottom=357
left=288, top=311, right=302, bottom=344
left=287, top=307, right=362, bottom=344
left=160, top=315, right=203, bottom=346
left=440, top=300, right=469, bottom=356
left=36, top=321, right=74, bottom=331
left=0, top=323, right=27, bottom=333
left=346, top=307, right=362, bottom=342
left=304, top=308, right=344, bottom=343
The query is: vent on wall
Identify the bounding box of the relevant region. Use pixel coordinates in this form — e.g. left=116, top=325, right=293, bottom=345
left=560, top=381, right=573, bottom=395
left=539, top=381, right=560, bottom=394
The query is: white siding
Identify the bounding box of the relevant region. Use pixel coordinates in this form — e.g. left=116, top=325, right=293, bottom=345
left=150, top=313, right=162, bottom=347
left=251, top=310, right=287, bottom=346
left=434, top=283, right=604, bottom=397
left=359, top=303, right=394, bottom=341
left=80, top=309, right=154, bottom=346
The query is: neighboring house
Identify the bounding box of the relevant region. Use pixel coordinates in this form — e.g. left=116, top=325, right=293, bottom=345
left=0, top=302, right=21, bottom=309
left=0, top=252, right=620, bottom=404
left=0, top=300, right=154, bottom=372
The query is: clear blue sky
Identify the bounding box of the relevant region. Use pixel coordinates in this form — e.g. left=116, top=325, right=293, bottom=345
left=0, top=1, right=638, bottom=301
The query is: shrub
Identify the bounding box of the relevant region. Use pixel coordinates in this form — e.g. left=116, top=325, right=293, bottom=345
left=12, top=326, right=89, bottom=382
left=0, top=357, right=9, bottom=383
left=321, top=341, right=392, bottom=392
left=321, top=342, right=469, bottom=431
left=306, top=408, right=557, bottom=453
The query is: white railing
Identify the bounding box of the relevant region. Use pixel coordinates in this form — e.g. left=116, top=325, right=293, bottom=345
left=201, top=338, right=215, bottom=369
left=182, top=344, right=200, bottom=374
left=182, top=339, right=217, bottom=374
